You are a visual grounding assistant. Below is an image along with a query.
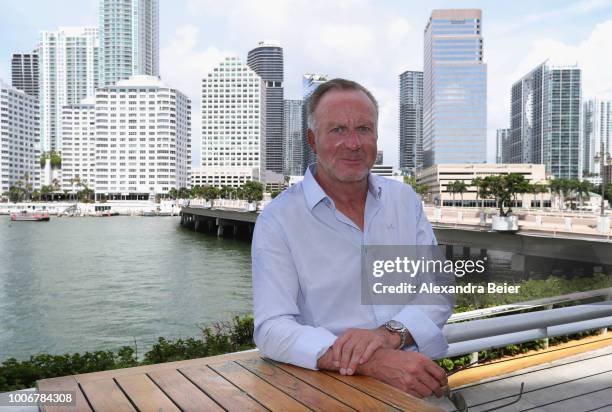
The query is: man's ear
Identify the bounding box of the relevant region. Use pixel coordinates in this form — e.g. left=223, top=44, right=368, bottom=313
left=307, top=128, right=317, bottom=154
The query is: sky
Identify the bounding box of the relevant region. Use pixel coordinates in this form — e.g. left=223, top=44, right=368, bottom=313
left=1, top=0, right=612, bottom=168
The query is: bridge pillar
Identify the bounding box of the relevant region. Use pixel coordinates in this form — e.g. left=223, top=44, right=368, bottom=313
left=233, top=224, right=238, bottom=237
left=217, top=224, right=224, bottom=237
left=462, top=246, right=471, bottom=258
left=445, top=245, right=454, bottom=260
left=194, top=219, right=200, bottom=232
left=207, top=219, right=213, bottom=233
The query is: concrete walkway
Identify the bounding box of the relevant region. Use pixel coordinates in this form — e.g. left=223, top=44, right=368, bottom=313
left=431, top=345, right=612, bottom=411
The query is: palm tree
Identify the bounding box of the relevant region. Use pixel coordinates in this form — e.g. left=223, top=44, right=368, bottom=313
left=576, top=180, right=592, bottom=208
left=445, top=182, right=456, bottom=206
left=532, top=183, right=549, bottom=209
left=404, top=175, right=428, bottom=198
left=453, top=180, right=468, bottom=207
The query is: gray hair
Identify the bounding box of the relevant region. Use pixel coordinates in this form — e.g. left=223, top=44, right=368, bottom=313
left=306, top=78, right=379, bottom=131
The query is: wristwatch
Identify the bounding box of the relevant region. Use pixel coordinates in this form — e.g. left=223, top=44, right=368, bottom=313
left=384, top=320, right=409, bottom=350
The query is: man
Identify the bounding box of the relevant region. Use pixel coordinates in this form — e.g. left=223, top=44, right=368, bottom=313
left=252, top=78, right=452, bottom=399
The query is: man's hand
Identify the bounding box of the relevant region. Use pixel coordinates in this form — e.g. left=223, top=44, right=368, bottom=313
left=358, top=348, right=447, bottom=399
left=331, top=327, right=404, bottom=375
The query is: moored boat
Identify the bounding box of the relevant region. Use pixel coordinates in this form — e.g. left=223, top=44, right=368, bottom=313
left=10, top=210, right=50, bottom=221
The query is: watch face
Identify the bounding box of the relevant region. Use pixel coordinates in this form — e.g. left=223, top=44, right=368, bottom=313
left=387, top=320, right=403, bottom=331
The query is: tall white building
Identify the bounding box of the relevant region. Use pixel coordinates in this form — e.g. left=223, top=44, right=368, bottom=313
left=583, top=98, right=611, bottom=176
left=283, top=99, right=303, bottom=176
left=94, top=76, right=191, bottom=198
left=99, top=0, right=159, bottom=86
left=60, top=98, right=96, bottom=192
left=39, top=27, right=99, bottom=154
left=0, top=79, right=40, bottom=194
left=199, top=56, right=265, bottom=187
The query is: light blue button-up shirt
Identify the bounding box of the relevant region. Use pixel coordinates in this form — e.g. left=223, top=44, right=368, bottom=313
left=252, top=165, right=452, bottom=370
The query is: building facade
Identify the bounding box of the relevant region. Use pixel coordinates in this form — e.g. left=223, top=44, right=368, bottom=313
left=99, top=0, right=159, bottom=86
left=39, top=27, right=100, bottom=154
left=496, top=128, right=510, bottom=164
left=200, top=56, right=265, bottom=187
left=94, top=76, right=191, bottom=197
left=583, top=98, right=611, bottom=176
left=301, top=73, right=327, bottom=173
left=399, top=70, right=423, bottom=173
left=508, top=62, right=582, bottom=179
left=417, top=163, right=548, bottom=207
left=11, top=53, right=39, bottom=98
left=423, top=9, right=487, bottom=167
left=247, top=41, right=284, bottom=174
left=60, top=98, right=96, bottom=192
left=0, top=79, right=40, bottom=194
left=283, top=99, right=303, bottom=176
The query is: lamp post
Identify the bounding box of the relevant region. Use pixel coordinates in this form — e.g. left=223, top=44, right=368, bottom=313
left=594, top=139, right=611, bottom=216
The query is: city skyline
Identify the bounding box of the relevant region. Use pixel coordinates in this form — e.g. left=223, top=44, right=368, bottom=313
left=1, top=0, right=612, bottom=169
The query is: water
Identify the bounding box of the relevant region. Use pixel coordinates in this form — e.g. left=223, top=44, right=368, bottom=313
left=0, top=216, right=252, bottom=360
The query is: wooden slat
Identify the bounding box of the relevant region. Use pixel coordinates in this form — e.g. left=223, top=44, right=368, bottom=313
left=37, top=375, right=92, bottom=412
left=148, top=368, right=224, bottom=412
left=210, top=361, right=310, bottom=412
left=80, top=379, right=136, bottom=412
left=237, top=357, right=354, bottom=411
left=273, top=361, right=399, bottom=412
left=73, top=349, right=260, bottom=383
left=115, top=373, right=180, bottom=412
left=324, top=372, right=443, bottom=412
left=180, top=364, right=268, bottom=411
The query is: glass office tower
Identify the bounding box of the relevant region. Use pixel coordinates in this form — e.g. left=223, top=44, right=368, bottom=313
left=423, top=9, right=487, bottom=167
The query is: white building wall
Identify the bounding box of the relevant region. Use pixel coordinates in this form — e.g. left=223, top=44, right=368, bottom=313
left=39, top=27, right=99, bottom=155
left=94, top=75, right=190, bottom=196
left=60, top=98, right=96, bottom=192
left=0, top=79, right=40, bottom=193
left=200, top=56, right=265, bottom=187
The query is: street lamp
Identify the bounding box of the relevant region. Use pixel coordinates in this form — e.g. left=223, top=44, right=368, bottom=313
left=594, top=140, right=612, bottom=216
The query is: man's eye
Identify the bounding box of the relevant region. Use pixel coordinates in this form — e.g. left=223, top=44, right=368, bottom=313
left=358, top=126, right=372, bottom=133
left=331, top=127, right=344, bottom=133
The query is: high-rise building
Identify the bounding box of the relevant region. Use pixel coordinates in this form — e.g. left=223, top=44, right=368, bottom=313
left=423, top=9, right=487, bottom=167
left=583, top=98, right=611, bottom=176
left=200, top=56, right=265, bottom=187
left=302, top=73, right=327, bottom=173
left=508, top=62, right=582, bottom=179
left=11, top=53, right=39, bottom=97
left=99, top=0, right=159, bottom=86
left=94, top=76, right=191, bottom=197
left=399, top=70, right=423, bottom=173
left=0, top=79, right=40, bottom=194
left=247, top=41, right=284, bottom=174
left=39, top=27, right=99, bottom=154
left=496, top=128, right=510, bottom=164
left=60, top=98, right=96, bottom=192
left=283, top=99, right=303, bottom=176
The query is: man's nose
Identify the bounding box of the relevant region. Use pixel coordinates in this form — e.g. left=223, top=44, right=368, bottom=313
left=345, top=129, right=362, bottom=149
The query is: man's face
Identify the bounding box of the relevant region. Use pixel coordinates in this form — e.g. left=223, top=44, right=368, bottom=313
left=308, top=89, right=378, bottom=183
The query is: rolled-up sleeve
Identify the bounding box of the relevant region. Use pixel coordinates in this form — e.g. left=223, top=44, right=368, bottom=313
left=252, top=214, right=337, bottom=370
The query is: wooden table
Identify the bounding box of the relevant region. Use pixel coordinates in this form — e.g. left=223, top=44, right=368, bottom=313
left=37, top=350, right=443, bottom=412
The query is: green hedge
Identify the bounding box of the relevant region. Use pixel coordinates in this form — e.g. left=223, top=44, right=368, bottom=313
left=0, top=316, right=254, bottom=392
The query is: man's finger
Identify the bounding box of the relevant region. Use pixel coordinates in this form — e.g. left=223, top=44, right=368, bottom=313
left=424, top=361, right=448, bottom=386
left=359, top=340, right=380, bottom=365
left=417, top=372, right=443, bottom=398
left=332, top=335, right=348, bottom=366
left=412, top=380, right=433, bottom=398
left=339, top=339, right=355, bottom=373
left=346, top=344, right=366, bottom=375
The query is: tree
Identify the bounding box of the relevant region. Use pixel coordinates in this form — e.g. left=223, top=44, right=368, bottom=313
left=403, top=175, right=428, bottom=198
left=202, top=186, right=220, bottom=201
left=452, top=180, right=468, bottom=206
left=242, top=181, right=264, bottom=203
left=575, top=180, right=592, bottom=208
left=532, top=183, right=549, bottom=209
left=219, top=186, right=234, bottom=199
left=177, top=187, right=189, bottom=199
left=167, top=187, right=178, bottom=200
left=480, top=173, right=529, bottom=217
left=445, top=182, right=456, bottom=206
left=50, top=151, right=61, bottom=169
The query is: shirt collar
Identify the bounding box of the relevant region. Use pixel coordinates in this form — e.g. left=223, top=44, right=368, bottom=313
left=302, top=164, right=383, bottom=211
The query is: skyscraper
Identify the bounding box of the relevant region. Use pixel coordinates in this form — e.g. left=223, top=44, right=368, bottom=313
left=94, top=76, right=191, bottom=197
left=247, top=41, right=284, bottom=174
left=11, top=53, right=39, bottom=97
left=496, top=128, right=509, bottom=164
left=199, top=56, right=265, bottom=187
left=583, top=98, right=611, bottom=176
left=508, top=62, right=582, bottom=179
left=283, top=99, right=303, bottom=176
left=99, top=0, right=159, bottom=86
left=39, top=27, right=99, bottom=153
left=302, top=73, right=327, bottom=173
left=399, top=70, right=423, bottom=174
left=0, top=79, right=40, bottom=193
left=60, top=98, right=96, bottom=191
left=423, top=9, right=487, bottom=167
